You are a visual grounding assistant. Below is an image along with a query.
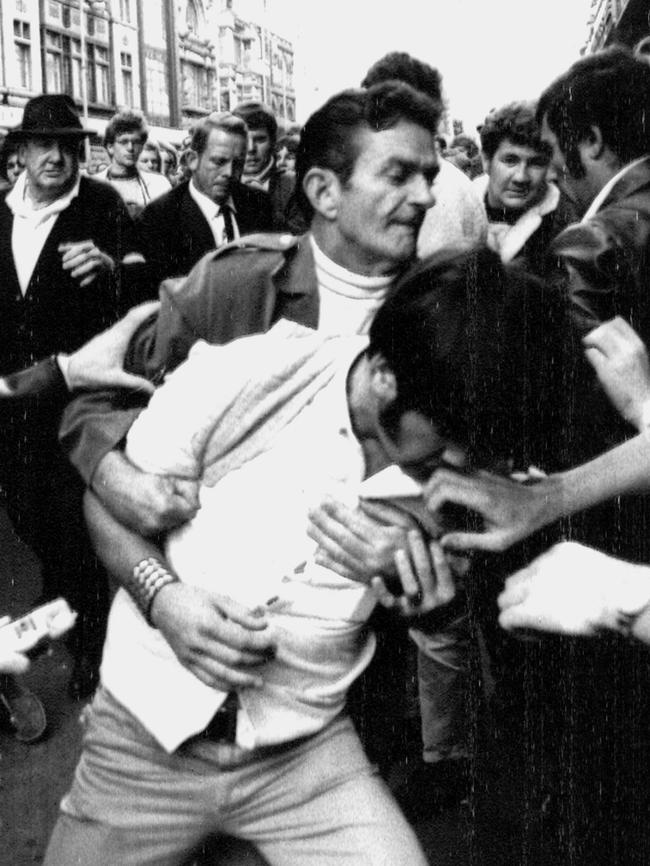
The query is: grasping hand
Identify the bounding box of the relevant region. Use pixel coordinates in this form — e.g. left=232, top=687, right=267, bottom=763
left=93, top=450, right=200, bottom=536
left=150, top=584, right=277, bottom=690
left=64, top=301, right=160, bottom=393
left=307, top=497, right=418, bottom=583
left=371, top=532, right=460, bottom=617
left=424, top=467, right=556, bottom=553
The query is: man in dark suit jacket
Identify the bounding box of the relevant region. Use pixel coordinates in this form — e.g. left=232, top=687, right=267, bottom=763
left=0, top=94, right=137, bottom=697
left=135, top=112, right=273, bottom=290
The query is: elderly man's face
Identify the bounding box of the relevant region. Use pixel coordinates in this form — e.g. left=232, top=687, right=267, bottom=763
left=332, top=121, right=438, bottom=275
left=20, top=136, right=79, bottom=201
left=189, top=128, right=246, bottom=204
left=485, top=138, right=550, bottom=212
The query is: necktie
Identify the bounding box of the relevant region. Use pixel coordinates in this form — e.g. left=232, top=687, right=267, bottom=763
left=220, top=204, right=235, bottom=243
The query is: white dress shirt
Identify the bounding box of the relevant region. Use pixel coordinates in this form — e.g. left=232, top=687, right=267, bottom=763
left=189, top=179, right=239, bottom=247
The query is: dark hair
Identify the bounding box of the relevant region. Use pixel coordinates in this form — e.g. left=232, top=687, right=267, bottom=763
left=295, top=82, right=441, bottom=220
left=104, top=110, right=148, bottom=147
left=361, top=52, right=443, bottom=107
left=368, top=248, right=550, bottom=463
left=450, top=134, right=480, bottom=160
left=0, top=134, right=21, bottom=182
left=537, top=46, right=650, bottom=175
left=189, top=112, right=247, bottom=156
left=275, top=133, right=300, bottom=155
left=479, top=102, right=550, bottom=161
left=232, top=101, right=278, bottom=144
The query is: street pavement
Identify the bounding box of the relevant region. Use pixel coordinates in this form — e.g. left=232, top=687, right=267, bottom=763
left=0, top=506, right=475, bottom=866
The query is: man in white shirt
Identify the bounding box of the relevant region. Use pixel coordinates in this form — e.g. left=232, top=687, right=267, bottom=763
left=134, top=113, right=273, bottom=289
left=45, top=249, right=529, bottom=866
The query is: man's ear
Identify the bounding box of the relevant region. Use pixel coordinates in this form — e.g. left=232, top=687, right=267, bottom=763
left=302, top=167, right=340, bottom=220
left=368, top=353, right=398, bottom=407
left=581, top=125, right=605, bottom=161
left=186, top=149, right=199, bottom=174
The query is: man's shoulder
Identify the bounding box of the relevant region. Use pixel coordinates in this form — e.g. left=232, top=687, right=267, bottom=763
left=79, top=174, right=123, bottom=202
left=143, top=180, right=189, bottom=213
left=210, top=232, right=303, bottom=271
left=232, top=180, right=271, bottom=209
left=164, top=233, right=307, bottom=306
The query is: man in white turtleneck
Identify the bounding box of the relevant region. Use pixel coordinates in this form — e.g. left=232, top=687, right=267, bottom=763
left=61, top=81, right=440, bottom=694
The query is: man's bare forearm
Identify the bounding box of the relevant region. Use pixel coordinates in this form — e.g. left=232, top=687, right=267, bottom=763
left=547, top=432, right=650, bottom=520
left=83, top=488, right=172, bottom=606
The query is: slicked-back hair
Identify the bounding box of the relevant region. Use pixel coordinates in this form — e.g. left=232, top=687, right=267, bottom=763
left=480, top=102, right=550, bottom=161
left=104, top=110, right=148, bottom=147
left=189, top=112, right=248, bottom=156
left=361, top=52, right=443, bottom=107
left=537, top=46, right=650, bottom=176
left=367, top=248, right=558, bottom=464
left=233, top=101, right=278, bottom=144
left=295, top=82, right=441, bottom=220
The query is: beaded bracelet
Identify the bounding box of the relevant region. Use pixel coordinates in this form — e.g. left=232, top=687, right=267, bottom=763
left=131, top=557, right=179, bottom=626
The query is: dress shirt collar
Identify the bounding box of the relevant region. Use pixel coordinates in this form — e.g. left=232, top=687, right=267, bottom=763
left=582, top=157, right=648, bottom=222
left=189, top=178, right=236, bottom=222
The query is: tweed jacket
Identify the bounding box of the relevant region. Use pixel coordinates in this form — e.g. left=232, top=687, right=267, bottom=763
left=61, top=233, right=320, bottom=483
left=134, top=179, right=274, bottom=290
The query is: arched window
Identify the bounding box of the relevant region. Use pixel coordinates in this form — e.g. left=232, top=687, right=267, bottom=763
left=186, top=0, right=199, bottom=32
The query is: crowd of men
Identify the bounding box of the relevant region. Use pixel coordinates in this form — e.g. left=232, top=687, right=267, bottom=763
left=1, top=42, right=650, bottom=866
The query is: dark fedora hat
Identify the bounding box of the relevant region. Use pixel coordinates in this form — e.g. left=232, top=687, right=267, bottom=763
left=12, top=94, right=92, bottom=139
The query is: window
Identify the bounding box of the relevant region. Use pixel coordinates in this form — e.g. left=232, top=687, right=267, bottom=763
left=119, top=0, right=132, bottom=23
left=87, top=44, right=109, bottom=104
left=13, top=20, right=32, bottom=90
left=44, top=30, right=82, bottom=99
left=186, top=0, right=199, bottom=32
left=120, top=52, right=133, bottom=107
left=183, top=61, right=212, bottom=109
left=145, top=52, right=170, bottom=124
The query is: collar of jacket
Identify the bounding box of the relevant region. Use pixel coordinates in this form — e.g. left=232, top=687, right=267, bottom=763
left=596, top=155, right=650, bottom=216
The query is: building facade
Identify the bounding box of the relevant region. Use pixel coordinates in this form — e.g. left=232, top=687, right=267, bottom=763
left=583, top=0, right=650, bottom=53
left=0, top=0, right=295, bottom=141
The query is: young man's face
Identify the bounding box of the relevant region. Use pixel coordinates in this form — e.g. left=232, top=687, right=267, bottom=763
left=485, top=138, right=550, bottom=212
left=244, top=126, right=273, bottom=175
left=189, top=128, right=246, bottom=204
left=332, top=121, right=439, bottom=275
left=109, top=131, right=145, bottom=170
left=540, top=116, right=595, bottom=214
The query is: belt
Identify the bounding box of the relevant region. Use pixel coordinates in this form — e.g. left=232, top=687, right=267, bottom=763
left=199, top=692, right=239, bottom=744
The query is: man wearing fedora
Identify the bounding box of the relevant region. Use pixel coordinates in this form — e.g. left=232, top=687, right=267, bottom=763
left=0, top=93, right=137, bottom=697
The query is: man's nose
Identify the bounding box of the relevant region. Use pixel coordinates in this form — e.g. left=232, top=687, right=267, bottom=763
left=512, top=163, right=529, bottom=184
left=47, top=142, right=64, bottom=162
left=411, top=175, right=436, bottom=209
left=219, top=160, right=234, bottom=177
left=246, top=135, right=256, bottom=154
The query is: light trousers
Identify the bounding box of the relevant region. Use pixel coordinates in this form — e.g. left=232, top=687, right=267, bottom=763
left=44, top=686, right=426, bottom=866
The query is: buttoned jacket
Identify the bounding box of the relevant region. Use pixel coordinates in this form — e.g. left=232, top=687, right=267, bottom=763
left=134, top=179, right=274, bottom=290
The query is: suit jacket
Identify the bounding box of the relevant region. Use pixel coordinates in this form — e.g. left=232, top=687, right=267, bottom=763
left=134, top=179, right=273, bottom=290
left=0, top=176, right=134, bottom=466
left=61, top=233, right=320, bottom=483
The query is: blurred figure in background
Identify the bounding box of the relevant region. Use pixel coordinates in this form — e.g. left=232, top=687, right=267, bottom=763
left=0, top=133, right=23, bottom=190
left=96, top=110, right=169, bottom=217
